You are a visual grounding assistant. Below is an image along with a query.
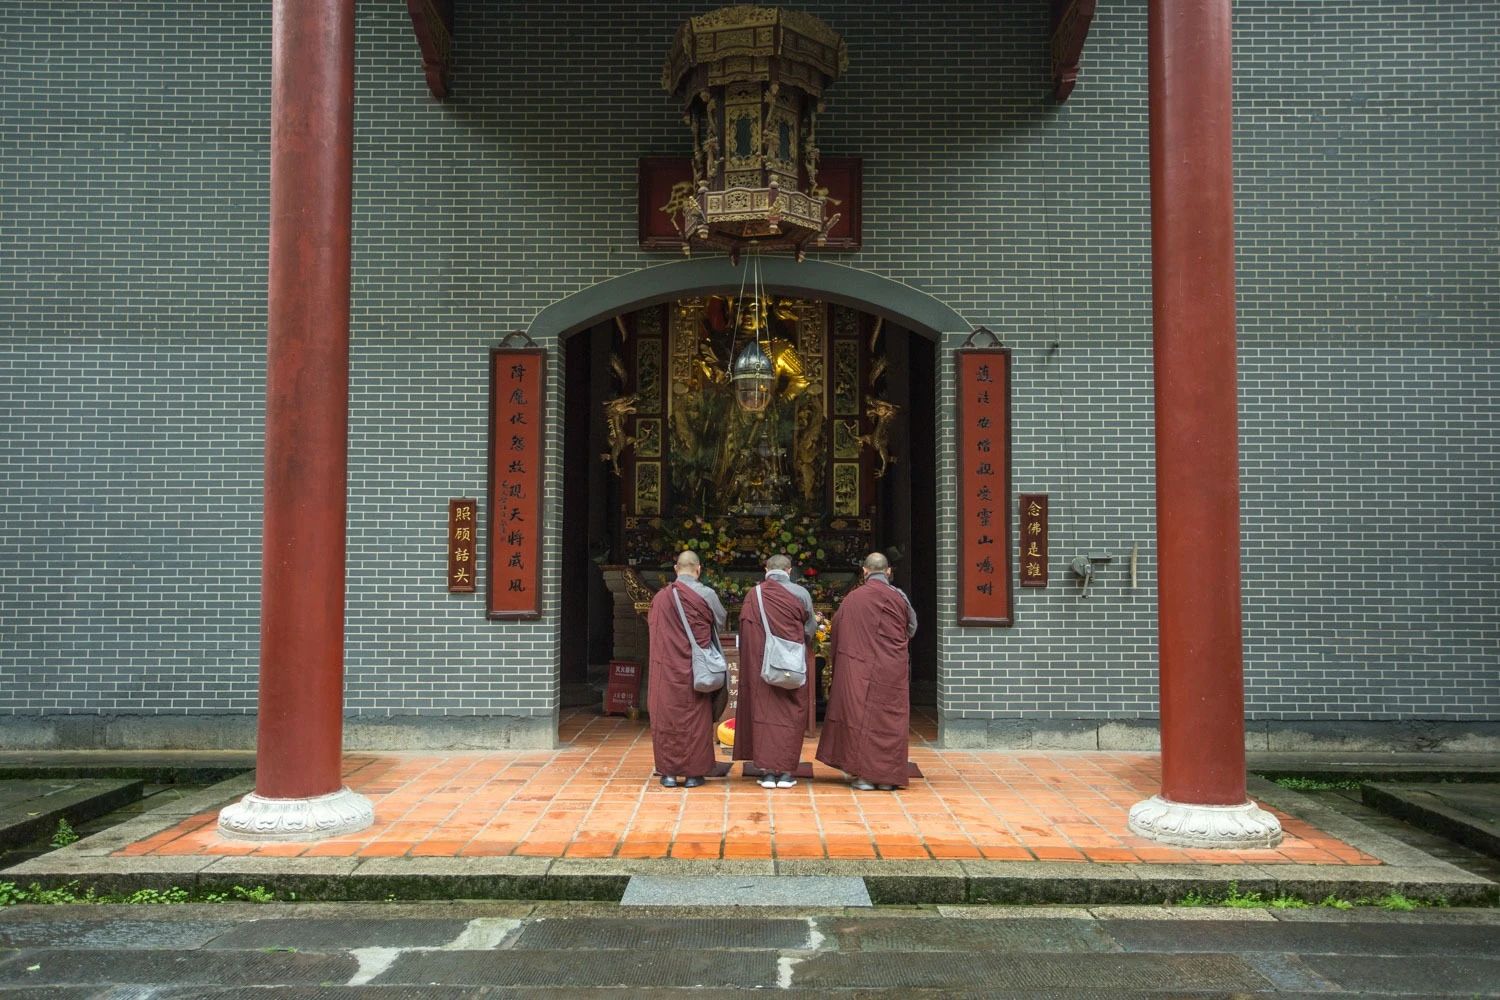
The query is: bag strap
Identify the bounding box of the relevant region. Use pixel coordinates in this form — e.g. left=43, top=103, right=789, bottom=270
left=671, top=585, right=703, bottom=650
left=754, top=584, right=773, bottom=635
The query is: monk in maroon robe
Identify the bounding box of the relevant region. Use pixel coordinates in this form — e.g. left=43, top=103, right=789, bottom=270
left=646, top=550, right=727, bottom=788
left=816, top=552, right=919, bottom=790
left=734, top=554, right=816, bottom=788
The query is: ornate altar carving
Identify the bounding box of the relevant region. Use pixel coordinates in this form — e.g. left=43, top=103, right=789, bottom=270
left=602, top=393, right=637, bottom=476
left=608, top=298, right=892, bottom=611
left=859, top=397, right=900, bottom=479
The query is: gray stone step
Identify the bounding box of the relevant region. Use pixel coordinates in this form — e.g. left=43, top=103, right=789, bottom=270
left=0, top=778, right=143, bottom=851
left=620, top=874, right=871, bottom=907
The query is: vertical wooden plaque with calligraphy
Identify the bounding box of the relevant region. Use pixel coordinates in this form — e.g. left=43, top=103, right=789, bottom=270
left=487, top=338, right=545, bottom=619
left=956, top=333, right=1014, bottom=625
left=448, top=499, right=478, bottom=592
left=1019, top=493, right=1048, bottom=588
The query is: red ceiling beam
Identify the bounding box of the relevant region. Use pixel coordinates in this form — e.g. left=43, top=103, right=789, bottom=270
left=1050, top=0, right=1097, bottom=102
left=406, top=0, right=453, bottom=99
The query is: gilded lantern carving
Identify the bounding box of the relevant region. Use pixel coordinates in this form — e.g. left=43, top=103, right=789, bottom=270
left=661, top=5, right=847, bottom=261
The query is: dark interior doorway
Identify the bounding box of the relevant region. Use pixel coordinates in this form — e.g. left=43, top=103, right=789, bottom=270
left=558, top=300, right=937, bottom=715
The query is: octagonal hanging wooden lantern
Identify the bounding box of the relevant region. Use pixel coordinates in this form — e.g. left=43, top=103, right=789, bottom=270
left=661, top=5, right=847, bottom=261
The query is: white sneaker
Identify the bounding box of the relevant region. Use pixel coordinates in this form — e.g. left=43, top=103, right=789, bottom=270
left=758, top=774, right=778, bottom=789
left=775, top=773, right=797, bottom=788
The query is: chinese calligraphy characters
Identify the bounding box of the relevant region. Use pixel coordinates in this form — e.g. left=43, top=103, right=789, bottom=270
left=447, top=499, right=478, bottom=592
left=488, top=347, right=544, bottom=618
left=958, top=348, right=1013, bottom=625
left=1019, top=494, right=1049, bottom=588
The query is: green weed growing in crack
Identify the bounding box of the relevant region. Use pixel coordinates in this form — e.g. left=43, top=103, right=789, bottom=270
left=0, top=880, right=278, bottom=906
left=50, top=819, right=80, bottom=848
left=124, top=887, right=190, bottom=905
left=1222, top=882, right=1266, bottom=908
left=233, top=885, right=276, bottom=903
left=1270, top=777, right=1362, bottom=792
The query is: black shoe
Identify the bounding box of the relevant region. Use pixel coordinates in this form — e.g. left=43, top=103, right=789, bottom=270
left=660, top=776, right=678, bottom=787
left=683, top=776, right=705, bottom=788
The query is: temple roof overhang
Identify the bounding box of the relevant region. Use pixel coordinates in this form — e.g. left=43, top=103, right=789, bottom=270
left=402, top=3, right=1096, bottom=103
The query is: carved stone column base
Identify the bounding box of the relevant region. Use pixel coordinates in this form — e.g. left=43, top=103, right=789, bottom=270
left=1127, top=794, right=1284, bottom=849
left=217, top=786, right=374, bottom=842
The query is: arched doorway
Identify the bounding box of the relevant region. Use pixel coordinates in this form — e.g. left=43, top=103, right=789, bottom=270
left=532, top=258, right=968, bottom=738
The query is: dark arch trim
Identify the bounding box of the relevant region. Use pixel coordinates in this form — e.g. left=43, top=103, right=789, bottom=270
left=527, top=257, right=968, bottom=341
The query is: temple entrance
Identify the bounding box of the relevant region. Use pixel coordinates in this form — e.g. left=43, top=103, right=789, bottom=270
left=558, top=293, right=937, bottom=725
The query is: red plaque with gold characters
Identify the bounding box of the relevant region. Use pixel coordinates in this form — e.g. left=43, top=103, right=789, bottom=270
left=488, top=336, right=545, bottom=619
left=1019, top=493, right=1048, bottom=588
left=956, top=331, right=1014, bottom=625
left=447, top=498, right=478, bottom=592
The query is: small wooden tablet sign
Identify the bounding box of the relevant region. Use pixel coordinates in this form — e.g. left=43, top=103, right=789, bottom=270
left=447, top=498, right=478, bottom=593
left=956, top=328, right=1014, bottom=626
left=1019, top=493, right=1049, bottom=588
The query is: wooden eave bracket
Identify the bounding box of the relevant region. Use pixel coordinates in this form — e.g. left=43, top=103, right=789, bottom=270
left=406, top=0, right=453, bottom=100
left=1050, top=0, right=1097, bottom=102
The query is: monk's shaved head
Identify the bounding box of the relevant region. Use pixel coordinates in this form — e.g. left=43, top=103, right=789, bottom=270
left=675, top=550, right=701, bottom=573
left=765, top=554, right=792, bottom=572
left=863, top=552, right=891, bottom=573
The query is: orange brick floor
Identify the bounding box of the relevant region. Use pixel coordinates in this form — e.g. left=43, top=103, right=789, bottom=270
left=119, top=708, right=1379, bottom=865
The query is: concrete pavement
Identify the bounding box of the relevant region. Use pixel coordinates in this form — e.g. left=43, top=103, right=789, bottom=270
left=1, top=900, right=1497, bottom=995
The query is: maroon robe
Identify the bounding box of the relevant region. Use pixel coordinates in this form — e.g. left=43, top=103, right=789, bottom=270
left=646, top=581, right=719, bottom=779
left=733, top=580, right=812, bottom=774
left=815, top=576, right=914, bottom=787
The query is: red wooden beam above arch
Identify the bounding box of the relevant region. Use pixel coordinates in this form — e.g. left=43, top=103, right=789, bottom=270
left=1050, top=0, right=1097, bottom=102
left=406, top=0, right=453, bottom=99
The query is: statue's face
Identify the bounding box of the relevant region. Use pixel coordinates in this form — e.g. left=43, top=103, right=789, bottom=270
left=730, top=296, right=763, bottom=334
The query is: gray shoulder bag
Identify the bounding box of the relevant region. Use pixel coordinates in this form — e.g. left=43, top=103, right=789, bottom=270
left=754, top=584, right=808, bottom=690
left=672, top=586, right=727, bottom=693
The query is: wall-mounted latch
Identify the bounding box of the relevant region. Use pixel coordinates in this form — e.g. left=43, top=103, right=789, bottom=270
left=1068, top=552, right=1113, bottom=598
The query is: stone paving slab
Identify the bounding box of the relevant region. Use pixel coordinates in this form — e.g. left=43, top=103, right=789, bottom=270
left=788, top=951, right=1270, bottom=991
left=0, top=915, right=244, bottom=950
left=0, top=948, right=359, bottom=987
left=1100, top=918, right=1500, bottom=956
left=620, top=874, right=870, bottom=907
left=1298, top=954, right=1500, bottom=996
left=772, top=857, right=968, bottom=904
left=817, top=914, right=1119, bottom=953
left=204, top=917, right=476, bottom=951
left=371, top=949, right=780, bottom=988
left=509, top=916, right=812, bottom=950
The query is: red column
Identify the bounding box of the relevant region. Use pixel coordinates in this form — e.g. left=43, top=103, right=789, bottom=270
left=1148, top=0, right=1247, bottom=807
left=257, top=0, right=356, bottom=800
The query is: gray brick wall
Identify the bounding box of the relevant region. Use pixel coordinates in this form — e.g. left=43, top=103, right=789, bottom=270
left=1, top=1, right=1495, bottom=744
